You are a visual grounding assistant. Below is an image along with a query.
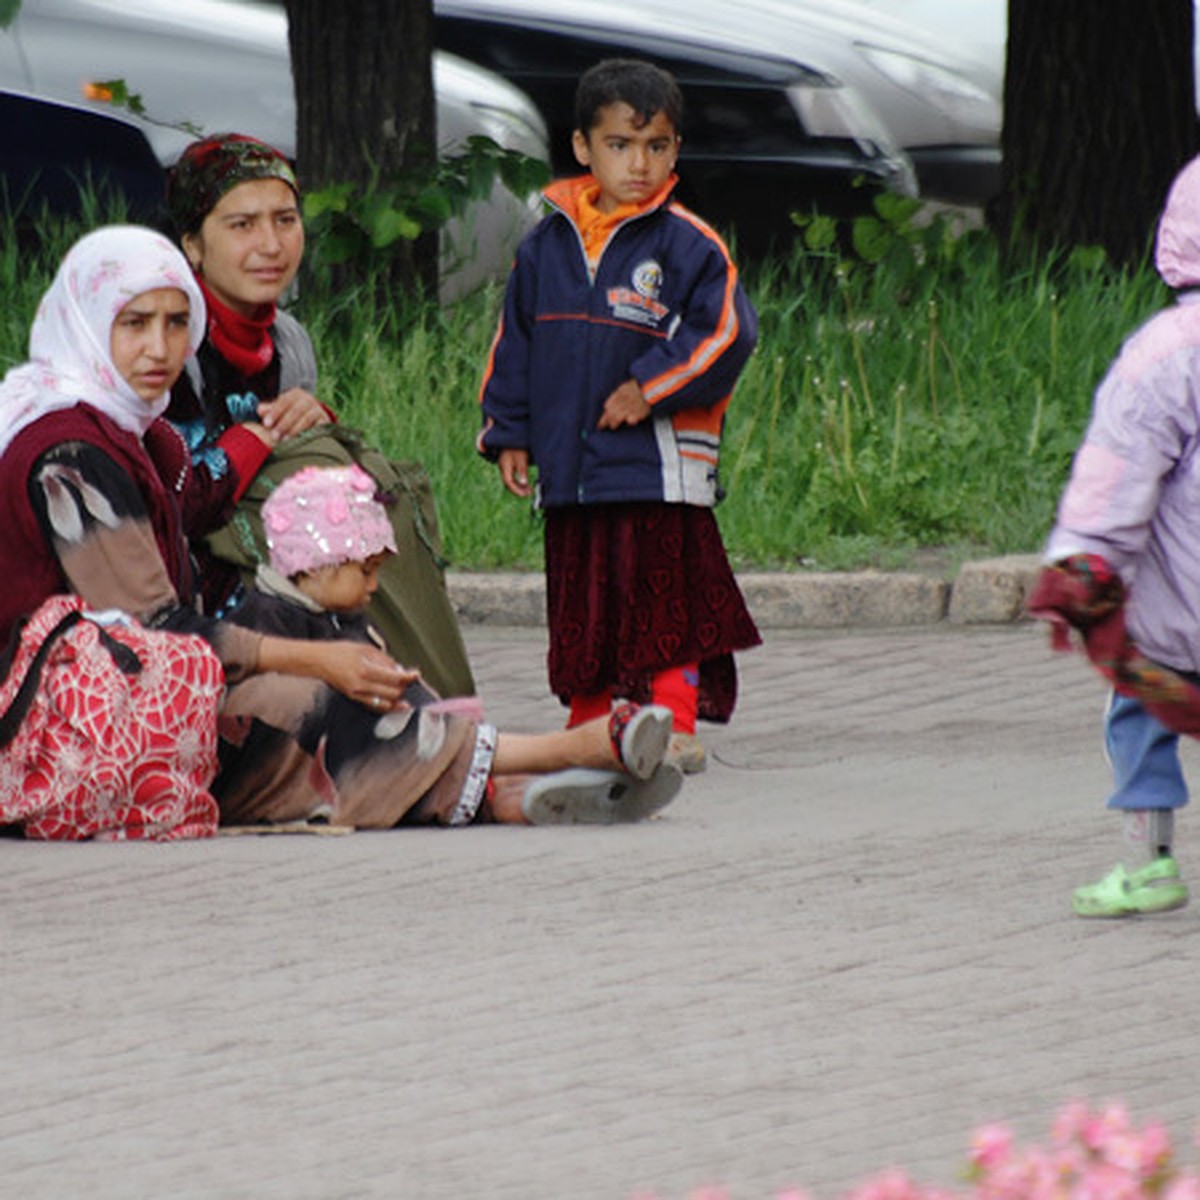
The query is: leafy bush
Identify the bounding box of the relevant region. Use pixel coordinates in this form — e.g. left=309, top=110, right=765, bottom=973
left=303, top=136, right=550, bottom=279
left=0, top=190, right=1169, bottom=574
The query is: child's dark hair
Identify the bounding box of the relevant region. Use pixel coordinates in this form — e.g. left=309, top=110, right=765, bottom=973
left=575, top=58, right=684, bottom=136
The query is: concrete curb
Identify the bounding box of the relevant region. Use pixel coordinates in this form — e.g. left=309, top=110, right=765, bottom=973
left=447, top=553, right=1045, bottom=629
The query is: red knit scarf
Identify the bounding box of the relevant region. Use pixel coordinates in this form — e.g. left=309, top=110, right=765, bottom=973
left=198, top=278, right=276, bottom=377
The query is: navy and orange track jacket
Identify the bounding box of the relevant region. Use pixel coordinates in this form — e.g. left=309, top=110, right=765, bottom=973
left=476, top=174, right=758, bottom=509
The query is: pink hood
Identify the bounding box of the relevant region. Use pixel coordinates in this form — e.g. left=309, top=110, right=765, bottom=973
left=1156, top=155, right=1200, bottom=288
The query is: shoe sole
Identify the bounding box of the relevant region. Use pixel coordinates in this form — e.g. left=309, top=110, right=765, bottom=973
left=522, top=764, right=683, bottom=826
left=621, top=706, right=674, bottom=780
left=1073, top=888, right=1190, bottom=918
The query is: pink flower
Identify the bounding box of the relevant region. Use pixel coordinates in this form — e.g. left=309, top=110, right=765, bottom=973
left=628, top=1101, right=1200, bottom=1200
left=1083, top=1101, right=1133, bottom=1154
left=1133, top=1120, right=1175, bottom=1177
left=969, top=1123, right=1013, bottom=1171
left=843, top=1168, right=927, bottom=1200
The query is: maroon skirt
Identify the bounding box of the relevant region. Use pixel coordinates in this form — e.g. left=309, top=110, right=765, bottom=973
left=544, top=502, right=761, bottom=723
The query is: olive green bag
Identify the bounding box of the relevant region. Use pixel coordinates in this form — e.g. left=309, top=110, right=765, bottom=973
left=205, top=424, right=475, bottom=699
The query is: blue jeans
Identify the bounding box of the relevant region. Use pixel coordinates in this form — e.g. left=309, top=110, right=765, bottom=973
left=1104, top=689, right=1189, bottom=811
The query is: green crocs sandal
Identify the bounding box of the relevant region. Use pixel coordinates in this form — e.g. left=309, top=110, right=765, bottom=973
left=1072, top=857, right=1190, bottom=918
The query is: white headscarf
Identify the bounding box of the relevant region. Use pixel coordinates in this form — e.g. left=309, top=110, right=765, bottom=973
left=0, top=225, right=206, bottom=458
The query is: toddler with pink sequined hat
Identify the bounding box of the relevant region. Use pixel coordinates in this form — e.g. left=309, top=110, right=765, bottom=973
left=260, top=463, right=398, bottom=620
left=229, top=461, right=683, bottom=825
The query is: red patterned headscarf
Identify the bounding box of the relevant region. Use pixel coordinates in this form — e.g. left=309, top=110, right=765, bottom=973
left=165, top=133, right=299, bottom=237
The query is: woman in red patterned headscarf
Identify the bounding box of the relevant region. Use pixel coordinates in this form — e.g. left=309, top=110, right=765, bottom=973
left=163, top=133, right=475, bottom=701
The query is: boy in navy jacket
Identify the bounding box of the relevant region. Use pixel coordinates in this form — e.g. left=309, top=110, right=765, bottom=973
left=477, top=58, right=761, bottom=772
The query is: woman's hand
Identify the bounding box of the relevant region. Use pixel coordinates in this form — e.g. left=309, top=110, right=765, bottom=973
left=257, top=387, right=332, bottom=440
left=258, top=636, right=420, bottom=709
left=241, top=420, right=278, bottom=448
left=317, top=641, right=420, bottom=709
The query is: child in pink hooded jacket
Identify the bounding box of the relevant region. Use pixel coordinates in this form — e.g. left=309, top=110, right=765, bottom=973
left=1035, top=153, right=1200, bottom=917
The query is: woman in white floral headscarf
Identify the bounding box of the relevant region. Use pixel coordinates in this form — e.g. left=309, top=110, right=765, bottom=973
left=0, top=225, right=205, bottom=456
left=0, top=225, right=682, bottom=831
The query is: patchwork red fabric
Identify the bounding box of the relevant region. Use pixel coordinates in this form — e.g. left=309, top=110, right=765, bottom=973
left=1028, top=554, right=1200, bottom=739
left=0, top=595, right=224, bottom=840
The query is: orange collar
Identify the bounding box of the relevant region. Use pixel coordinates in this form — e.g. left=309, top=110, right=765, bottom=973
left=544, top=173, right=678, bottom=260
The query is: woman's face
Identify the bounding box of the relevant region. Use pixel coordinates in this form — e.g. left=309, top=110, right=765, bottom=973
left=110, top=288, right=194, bottom=403
left=182, top=177, right=303, bottom=316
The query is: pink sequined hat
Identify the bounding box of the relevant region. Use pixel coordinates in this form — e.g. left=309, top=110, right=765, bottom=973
left=262, top=464, right=397, bottom=577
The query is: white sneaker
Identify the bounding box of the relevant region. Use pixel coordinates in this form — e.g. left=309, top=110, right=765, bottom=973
left=522, top=764, right=683, bottom=825
left=609, top=702, right=674, bottom=780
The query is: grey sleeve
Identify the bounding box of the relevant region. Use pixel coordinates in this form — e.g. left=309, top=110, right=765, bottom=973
left=273, top=309, right=319, bottom=393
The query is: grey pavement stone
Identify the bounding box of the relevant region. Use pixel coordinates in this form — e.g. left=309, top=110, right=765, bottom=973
left=5, top=622, right=1200, bottom=1199
left=449, top=557, right=1039, bottom=631
left=737, top=570, right=949, bottom=628
left=947, top=554, right=1043, bottom=625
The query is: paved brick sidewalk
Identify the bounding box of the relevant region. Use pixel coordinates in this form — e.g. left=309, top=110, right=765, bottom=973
left=3, top=622, right=1200, bottom=1199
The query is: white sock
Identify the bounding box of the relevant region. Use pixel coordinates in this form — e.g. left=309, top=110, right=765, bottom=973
left=1122, top=809, right=1174, bottom=860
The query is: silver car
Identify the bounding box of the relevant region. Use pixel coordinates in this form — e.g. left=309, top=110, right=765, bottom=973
left=433, top=0, right=1001, bottom=209
left=0, top=0, right=551, bottom=298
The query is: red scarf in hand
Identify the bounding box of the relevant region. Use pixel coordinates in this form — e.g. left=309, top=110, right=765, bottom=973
left=198, top=278, right=276, bottom=378
left=1027, top=553, right=1200, bottom=738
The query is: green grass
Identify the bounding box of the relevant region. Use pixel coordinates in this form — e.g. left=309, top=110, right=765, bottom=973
left=0, top=206, right=1168, bottom=575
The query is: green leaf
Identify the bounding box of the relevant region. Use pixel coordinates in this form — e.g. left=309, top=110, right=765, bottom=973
left=462, top=134, right=502, bottom=159
left=367, top=206, right=422, bottom=249
left=316, top=227, right=366, bottom=264
left=1068, top=244, right=1109, bottom=274
left=412, top=188, right=454, bottom=223
left=803, top=214, right=838, bottom=251
left=465, top=154, right=497, bottom=199
left=873, top=191, right=922, bottom=228
left=303, top=184, right=354, bottom=219
left=89, top=78, right=147, bottom=116
left=851, top=216, right=893, bottom=263
left=499, top=153, right=550, bottom=196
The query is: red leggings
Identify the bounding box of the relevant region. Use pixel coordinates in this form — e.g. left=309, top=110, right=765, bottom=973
left=567, top=663, right=699, bottom=734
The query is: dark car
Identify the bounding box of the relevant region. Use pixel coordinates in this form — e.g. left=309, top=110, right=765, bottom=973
left=0, top=0, right=551, bottom=300
left=0, top=89, right=166, bottom=234
left=434, top=0, right=920, bottom=252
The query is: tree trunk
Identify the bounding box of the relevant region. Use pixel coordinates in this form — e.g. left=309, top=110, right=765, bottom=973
left=990, top=0, right=1198, bottom=266
left=283, top=0, right=439, bottom=299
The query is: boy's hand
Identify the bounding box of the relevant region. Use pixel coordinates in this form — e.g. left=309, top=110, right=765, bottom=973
left=499, top=448, right=533, bottom=498
left=598, top=380, right=651, bottom=429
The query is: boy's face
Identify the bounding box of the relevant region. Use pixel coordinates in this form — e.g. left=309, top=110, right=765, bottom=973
left=295, top=553, right=388, bottom=615
left=572, top=102, right=679, bottom=213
